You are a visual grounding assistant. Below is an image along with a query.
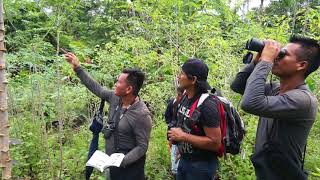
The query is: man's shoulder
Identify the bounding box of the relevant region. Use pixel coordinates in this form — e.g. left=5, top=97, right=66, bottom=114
left=128, top=101, right=152, bottom=128
left=199, top=94, right=219, bottom=112
left=286, top=88, right=314, bottom=97
left=132, top=100, right=152, bottom=117
left=141, top=101, right=152, bottom=114
left=197, top=94, right=220, bottom=127
left=285, top=88, right=318, bottom=105
left=202, top=94, right=218, bottom=105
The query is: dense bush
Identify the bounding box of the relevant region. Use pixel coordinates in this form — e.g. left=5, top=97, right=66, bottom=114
left=3, top=0, right=320, bottom=179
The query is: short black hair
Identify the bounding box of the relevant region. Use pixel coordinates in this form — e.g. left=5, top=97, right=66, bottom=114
left=122, top=68, right=145, bottom=96
left=289, top=35, right=320, bottom=77
left=182, top=58, right=210, bottom=94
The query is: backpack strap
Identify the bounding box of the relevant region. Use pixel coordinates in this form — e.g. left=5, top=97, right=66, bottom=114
left=189, top=98, right=200, bottom=116
left=190, top=93, right=227, bottom=158
left=98, top=99, right=106, bottom=115
left=197, top=93, right=210, bottom=108
left=212, top=96, right=226, bottom=157
left=189, top=93, right=209, bottom=116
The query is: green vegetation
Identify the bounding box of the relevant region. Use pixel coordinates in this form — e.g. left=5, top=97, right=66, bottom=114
left=3, top=0, right=320, bottom=179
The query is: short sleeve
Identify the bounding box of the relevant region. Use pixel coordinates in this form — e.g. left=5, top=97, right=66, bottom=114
left=199, top=97, right=220, bottom=128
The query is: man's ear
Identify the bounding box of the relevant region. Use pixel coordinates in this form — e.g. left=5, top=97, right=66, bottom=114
left=126, top=85, right=133, bottom=95
left=191, top=76, right=197, bottom=85
left=297, top=61, right=308, bottom=71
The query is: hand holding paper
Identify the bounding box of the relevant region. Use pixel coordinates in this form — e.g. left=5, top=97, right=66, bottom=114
left=86, top=150, right=125, bottom=172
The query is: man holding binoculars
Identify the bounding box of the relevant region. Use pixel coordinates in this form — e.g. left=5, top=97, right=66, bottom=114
left=231, top=36, right=320, bottom=179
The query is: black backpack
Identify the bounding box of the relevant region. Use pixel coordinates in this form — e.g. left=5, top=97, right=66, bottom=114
left=189, top=93, right=246, bottom=157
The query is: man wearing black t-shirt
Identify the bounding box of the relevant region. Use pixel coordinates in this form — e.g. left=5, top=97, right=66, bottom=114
left=168, top=59, right=221, bottom=180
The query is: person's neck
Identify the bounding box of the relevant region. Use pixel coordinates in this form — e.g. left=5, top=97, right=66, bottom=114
left=121, top=94, right=137, bottom=108
left=279, top=75, right=305, bottom=94
left=185, top=86, right=197, bottom=99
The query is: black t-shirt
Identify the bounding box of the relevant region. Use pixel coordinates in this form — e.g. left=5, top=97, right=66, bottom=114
left=176, top=93, right=220, bottom=159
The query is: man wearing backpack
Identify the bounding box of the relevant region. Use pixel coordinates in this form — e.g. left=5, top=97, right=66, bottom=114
left=168, top=59, right=221, bottom=180
left=231, top=36, right=320, bottom=179
left=64, top=52, right=152, bottom=180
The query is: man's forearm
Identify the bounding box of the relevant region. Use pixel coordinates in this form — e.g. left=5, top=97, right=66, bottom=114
left=241, top=61, right=272, bottom=114
left=230, top=62, right=256, bottom=94
left=74, top=66, right=113, bottom=101
left=183, top=133, right=220, bottom=152
left=121, top=146, right=146, bottom=167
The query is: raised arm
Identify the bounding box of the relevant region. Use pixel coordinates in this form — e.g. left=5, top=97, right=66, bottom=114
left=231, top=53, right=262, bottom=94
left=64, top=52, right=114, bottom=102
left=241, top=61, right=312, bottom=119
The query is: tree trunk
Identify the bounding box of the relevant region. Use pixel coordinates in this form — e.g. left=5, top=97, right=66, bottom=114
left=0, top=0, right=11, bottom=179
left=260, top=0, right=264, bottom=10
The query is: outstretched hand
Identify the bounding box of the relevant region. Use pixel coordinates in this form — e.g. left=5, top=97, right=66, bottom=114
left=64, top=52, right=80, bottom=70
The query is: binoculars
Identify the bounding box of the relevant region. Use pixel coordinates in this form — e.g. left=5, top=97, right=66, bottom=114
left=102, top=124, right=115, bottom=138
left=243, top=38, right=287, bottom=64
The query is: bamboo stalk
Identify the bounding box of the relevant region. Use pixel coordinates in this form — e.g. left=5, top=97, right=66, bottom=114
left=0, top=0, right=11, bottom=179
